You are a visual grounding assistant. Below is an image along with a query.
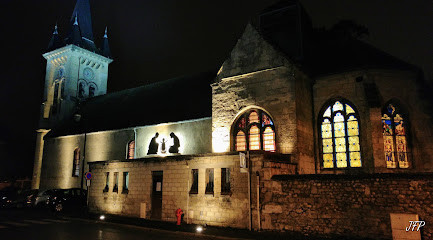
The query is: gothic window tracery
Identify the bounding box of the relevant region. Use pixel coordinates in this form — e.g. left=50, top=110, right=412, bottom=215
left=233, top=109, right=275, bottom=152
left=382, top=103, right=409, bottom=168
left=319, top=99, right=361, bottom=169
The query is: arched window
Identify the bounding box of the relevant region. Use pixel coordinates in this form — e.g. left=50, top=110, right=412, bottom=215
left=127, top=140, right=135, bottom=159
left=382, top=103, right=409, bottom=168
left=233, top=109, right=276, bottom=152
left=52, top=80, right=63, bottom=115
left=72, top=148, right=80, bottom=177
left=319, top=100, right=361, bottom=168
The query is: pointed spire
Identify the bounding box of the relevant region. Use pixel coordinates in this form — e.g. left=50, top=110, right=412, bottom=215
left=53, top=23, right=58, bottom=34
left=66, top=0, right=97, bottom=51
left=66, top=13, right=82, bottom=46
left=101, top=26, right=112, bottom=58
left=73, top=14, right=78, bottom=26
left=47, top=23, right=64, bottom=51
left=70, top=0, right=94, bottom=41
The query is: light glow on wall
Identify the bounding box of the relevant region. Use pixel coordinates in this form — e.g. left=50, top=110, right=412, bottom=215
left=153, top=132, right=185, bottom=156
left=212, top=127, right=229, bottom=153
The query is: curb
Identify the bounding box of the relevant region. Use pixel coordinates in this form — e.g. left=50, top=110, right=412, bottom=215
left=62, top=216, right=251, bottom=240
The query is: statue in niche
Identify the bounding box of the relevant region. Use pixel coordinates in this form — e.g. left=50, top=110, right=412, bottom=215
left=169, top=132, right=180, bottom=153
left=89, top=85, right=96, bottom=97
left=78, top=82, right=86, bottom=98
left=160, top=138, right=168, bottom=154
left=147, top=133, right=159, bottom=155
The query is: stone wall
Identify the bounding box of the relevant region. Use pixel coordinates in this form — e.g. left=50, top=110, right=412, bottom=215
left=295, top=69, right=315, bottom=174
left=39, top=118, right=211, bottom=190
left=260, top=173, right=433, bottom=239
left=88, top=152, right=296, bottom=229
left=313, top=70, right=433, bottom=173
left=212, top=23, right=305, bottom=157
left=313, top=71, right=374, bottom=173
left=88, top=153, right=250, bottom=228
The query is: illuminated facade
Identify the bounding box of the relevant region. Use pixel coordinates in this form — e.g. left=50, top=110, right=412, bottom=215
left=33, top=0, right=433, bottom=239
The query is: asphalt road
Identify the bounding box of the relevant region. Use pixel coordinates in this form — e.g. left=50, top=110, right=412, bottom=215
left=0, top=208, right=238, bottom=240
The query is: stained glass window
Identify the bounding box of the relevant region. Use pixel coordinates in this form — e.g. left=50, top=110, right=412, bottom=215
left=127, top=140, right=135, bottom=159
left=263, top=127, right=276, bottom=152
left=236, top=131, right=246, bottom=151
left=249, top=111, right=259, bottom=124
left=72, top=148, right=80, bottom=177
left=319, top=99, right=361, bottom=168
left=249, top=126, right=260, bottom=150
left=382, top=104, right=409, bottom=168
left=233, top=109, right=276, bottom=152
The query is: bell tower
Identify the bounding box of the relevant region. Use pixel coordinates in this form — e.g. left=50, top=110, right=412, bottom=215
left=32, top=0, right=113, bottom=189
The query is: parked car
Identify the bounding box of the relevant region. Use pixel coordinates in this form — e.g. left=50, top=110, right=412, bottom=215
left=47, top=188, right=87, bottom=212
left=33, top=189, right=54, bottom=207
left=0, top=187, right=18, bottom=208
left=12, top=189, right=39, bottom=208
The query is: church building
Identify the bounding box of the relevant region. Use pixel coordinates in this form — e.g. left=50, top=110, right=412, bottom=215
left=32, top=0, right=433, bottom=239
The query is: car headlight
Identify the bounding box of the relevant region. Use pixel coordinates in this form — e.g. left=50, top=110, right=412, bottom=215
left=1, top=197, right=6, bottom=200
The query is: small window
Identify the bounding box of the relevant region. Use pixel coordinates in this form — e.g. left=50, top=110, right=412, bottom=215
left=122, top=172, right=129, bottom=194
left=221, top=168, right=231, bottom=195
left=190, top=169, right=198, bottom=194
left=205, top=168, right=214, bottom=195
left=127, top=140, right=135, bottom=159
left=72, top=148, right=80, bottom=177
left=113, top=172, right=119, bottom=193
left=103, top=172, right=109, bottom=192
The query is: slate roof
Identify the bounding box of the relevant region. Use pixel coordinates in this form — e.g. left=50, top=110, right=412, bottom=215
left=303, top=36, right=419, bottom=77
left=256, top=1, right=419, bottom=77
left=47, top=71, right=215, bottom=137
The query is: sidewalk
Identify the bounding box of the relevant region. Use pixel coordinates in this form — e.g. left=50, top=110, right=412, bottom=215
left=65, top=212, right=377, bottom=240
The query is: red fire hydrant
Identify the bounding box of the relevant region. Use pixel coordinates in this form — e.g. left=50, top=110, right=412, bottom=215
left=176, top=208, right=184, bottom=225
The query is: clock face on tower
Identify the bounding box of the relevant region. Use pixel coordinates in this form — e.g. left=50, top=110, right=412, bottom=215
left=83, top=67, right=94, bottom=80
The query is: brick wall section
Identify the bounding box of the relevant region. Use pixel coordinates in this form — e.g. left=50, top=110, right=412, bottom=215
left=260, top=173, right=433, bottom=239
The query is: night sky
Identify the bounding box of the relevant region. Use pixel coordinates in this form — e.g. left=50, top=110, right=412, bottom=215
left=0, top=0, right=432, bottom=179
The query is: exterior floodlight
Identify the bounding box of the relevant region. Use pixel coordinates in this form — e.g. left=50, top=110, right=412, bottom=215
left=196, top=226, right=203, bottom=233
left=99, top=215, right=105, bottom=220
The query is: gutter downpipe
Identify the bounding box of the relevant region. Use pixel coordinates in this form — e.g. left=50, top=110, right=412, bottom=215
left=256, top=171, right=261, bottom=231
left=248, top=151, right=252, bottom=231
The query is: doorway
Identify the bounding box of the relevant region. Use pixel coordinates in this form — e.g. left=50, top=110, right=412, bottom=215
left=151, top=171, right=163, bottom=219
